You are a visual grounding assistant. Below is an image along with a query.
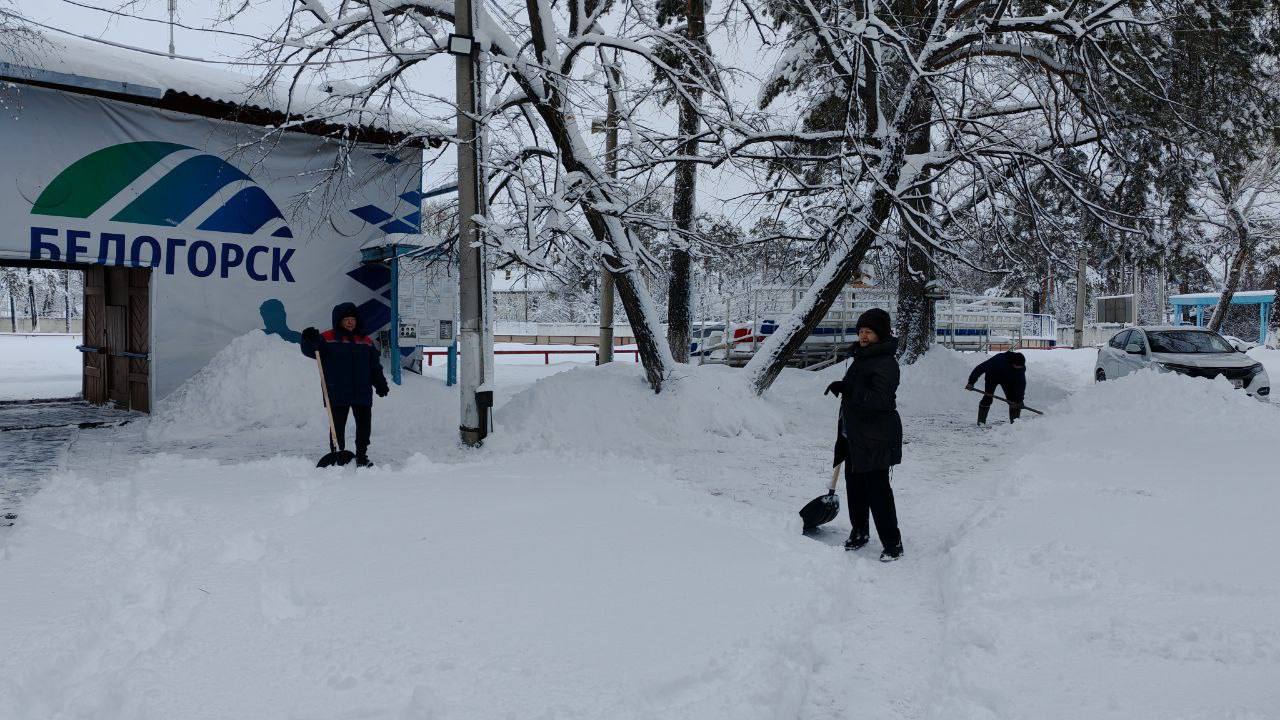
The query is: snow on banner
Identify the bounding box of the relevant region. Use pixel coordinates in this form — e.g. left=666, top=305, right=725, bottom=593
left=0, top=85, right=420, bottom=399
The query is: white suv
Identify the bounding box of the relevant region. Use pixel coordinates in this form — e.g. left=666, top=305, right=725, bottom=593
left=1095, top=326, right=1270, bottom=400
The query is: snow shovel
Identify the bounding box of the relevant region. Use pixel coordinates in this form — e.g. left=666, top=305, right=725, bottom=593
left=799, top=463, right=842, bottom=532
left=966, top=387, right=1043, bottom=415
left=315, top=355, right=355, bottom=468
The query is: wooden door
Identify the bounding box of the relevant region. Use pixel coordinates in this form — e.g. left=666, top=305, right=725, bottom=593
left=82, top=265, right=150, bottom=412
left=106, top=305, right=128, bottom=405
left=82, top=266, right=106, bottom=404
left=126, top=268, right=151, bottom=412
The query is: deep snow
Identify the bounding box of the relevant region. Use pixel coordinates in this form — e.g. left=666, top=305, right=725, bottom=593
left=2, top=335, right=1278, bottom=719
left=0, top=333, right=82, bottom=400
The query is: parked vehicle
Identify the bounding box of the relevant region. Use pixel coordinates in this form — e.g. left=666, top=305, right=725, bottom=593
left=1094, top=326, right=1270, bottom=399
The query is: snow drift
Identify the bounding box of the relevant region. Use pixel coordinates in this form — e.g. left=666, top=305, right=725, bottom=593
left=149, top=331, right=326, bottom=441
left=495, top=362, right=787, bottom=454
left=148, top=331, right=456, bottom=455
left=937, top=369, right=1280, bottom=718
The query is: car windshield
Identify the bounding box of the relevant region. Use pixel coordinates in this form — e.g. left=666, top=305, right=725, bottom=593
left=1146, top=330, right=1235, bottom=354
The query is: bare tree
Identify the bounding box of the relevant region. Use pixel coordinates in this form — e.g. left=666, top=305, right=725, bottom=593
left=715, top=0, right=1179, bottom=392
left=238, top=0, right=757, bottom=391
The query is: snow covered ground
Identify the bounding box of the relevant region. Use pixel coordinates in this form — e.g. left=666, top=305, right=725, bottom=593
left=2, top=335, right=1279, bottom=718
left=0, top=334, right=82, bottom=400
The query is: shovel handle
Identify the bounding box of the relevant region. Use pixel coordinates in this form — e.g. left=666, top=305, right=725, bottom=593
left=966, top=386, right=1044, bottom=415
left=829, top=463, right=842, bottom=493
left=317, top=354, right=343, bottom=450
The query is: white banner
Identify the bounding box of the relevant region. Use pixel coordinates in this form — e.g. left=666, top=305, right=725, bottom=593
left=0, top=85, right=422, bottom=399
left=398, top=254, right=457, bottom=348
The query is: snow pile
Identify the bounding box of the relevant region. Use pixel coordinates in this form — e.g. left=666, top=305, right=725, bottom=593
left=824, top=347, right=1094, bottom=418
left=0, top=448, right=841, bottom=719
left=149, top=331, right=326, bottom=442
left=495, top=362, right=787, bottom=454
left=936, top=369, right=1280, bottom=718
left=148, top=331, right=456, bottom=456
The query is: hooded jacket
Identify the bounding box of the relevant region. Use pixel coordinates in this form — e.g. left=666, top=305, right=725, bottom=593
left=967, top=351, right=1026, bottom=402
left=300, top=302, right=389, bottom=406
left=831, top=337, right=904, bottom=473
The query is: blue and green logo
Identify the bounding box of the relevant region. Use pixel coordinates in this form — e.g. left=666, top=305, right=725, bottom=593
left=32, top=141, right=293, bottom=238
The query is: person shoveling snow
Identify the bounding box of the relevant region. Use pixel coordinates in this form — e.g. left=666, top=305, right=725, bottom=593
left=301, top=303, right=389, bottom=468
left=966, top=350, right=1027, bottom=425
left=823, top=308, right=905, bottom=562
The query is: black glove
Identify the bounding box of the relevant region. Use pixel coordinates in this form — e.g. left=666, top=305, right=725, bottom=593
left=824, top=381, right=843, bottom=397
left=376, top=386, right=389, bottom=397
left=302, top=326, right=320, bottom=343
left=965, top=383, right=975, bottom=391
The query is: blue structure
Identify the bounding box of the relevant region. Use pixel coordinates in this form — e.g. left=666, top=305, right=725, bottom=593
left=1170, top=290, right=1275, bottom=344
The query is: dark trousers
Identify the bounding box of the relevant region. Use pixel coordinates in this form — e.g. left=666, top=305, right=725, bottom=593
left=329, top=404, right=372, bottom=454
left=978, top=380, right=1022, bottom=424
left=846, top=466, right=902, bottom=549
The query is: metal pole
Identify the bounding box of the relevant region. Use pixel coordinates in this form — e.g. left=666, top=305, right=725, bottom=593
left=390, top=248, right=402, bottom=386
left=598, top=66, right=618, bottom=365
left=1074, top=249, right=1087, bottom=347
left=447, top=341, right=458, bottom=386
left=456, top=0, right=489, bottom=446
left=168, top=0, right=176, bottom=58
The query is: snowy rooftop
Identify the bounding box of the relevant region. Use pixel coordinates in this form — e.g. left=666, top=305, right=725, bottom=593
left=1169, top=290, right=1276, bottom=301
left=0, top=34, right=439, bottom=142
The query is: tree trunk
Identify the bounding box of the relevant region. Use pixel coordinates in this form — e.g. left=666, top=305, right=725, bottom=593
left=744, top=57, right=931, bottom=394
left=1208, top=207, right=1251, bottom=332
left=1073, top=249, right=1087, bottom=347
left=665, top=0, right=706, bottom=364
left=894, top=89, right=934, bottom=364
left=895, top=242, right=934, bottom=363
left=26, top=268, right=38, bottom=333
left=521, top=0, right=674, bottom=390
left=745, top=188, right=896, bottom=394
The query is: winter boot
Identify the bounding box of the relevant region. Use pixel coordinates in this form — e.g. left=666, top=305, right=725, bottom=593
left=977, top=403, right=990, bottom=425
left=356, top=454, right=374, bottom=468
left=844, top=531, right=870, bottom=551
left=879, top=543, right=904, bottom=562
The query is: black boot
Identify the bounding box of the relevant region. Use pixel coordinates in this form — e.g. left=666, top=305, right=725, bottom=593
left=844, top=531, right=870, bottom=551
left=977, top=404, right=990, bottom=425
left=356, top=453, right=373, bottom=468
left=880, top=542, right=904, bottom=562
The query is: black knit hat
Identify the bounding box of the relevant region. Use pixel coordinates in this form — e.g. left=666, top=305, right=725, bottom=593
left=856, top=307, right=893, bottom=341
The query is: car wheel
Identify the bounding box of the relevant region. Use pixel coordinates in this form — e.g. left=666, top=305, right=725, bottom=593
left=1095, top=368, right=1106, bottom=382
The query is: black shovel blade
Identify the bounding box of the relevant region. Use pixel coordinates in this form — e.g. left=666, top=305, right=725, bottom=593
left=317, top=450, right=357, bottom=468
left=799, top=492, right=840, bottom=531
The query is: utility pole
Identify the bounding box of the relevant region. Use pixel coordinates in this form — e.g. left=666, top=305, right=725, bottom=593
left=1074, top=249, right=1087, bottom=347
left=453, top=0, right=490, bottom=446
left=168, top=0, right=176, bottom=58
left=597, top=65, right=618, bottom=364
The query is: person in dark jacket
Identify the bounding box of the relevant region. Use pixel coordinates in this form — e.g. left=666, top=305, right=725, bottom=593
left=301, top=302, right=390, bottom=467
left=824, top=307, right=905, bottom=562
left=966, top=351, right=1026, bottom=425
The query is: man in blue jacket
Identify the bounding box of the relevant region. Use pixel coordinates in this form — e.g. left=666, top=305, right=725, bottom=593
left=966, top=351, right=1026, bottom=425
left=301, top=302, right=390, bottom=467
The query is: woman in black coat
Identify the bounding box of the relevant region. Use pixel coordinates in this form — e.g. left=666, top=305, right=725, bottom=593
left=824, top=307, right=904, bottom=561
